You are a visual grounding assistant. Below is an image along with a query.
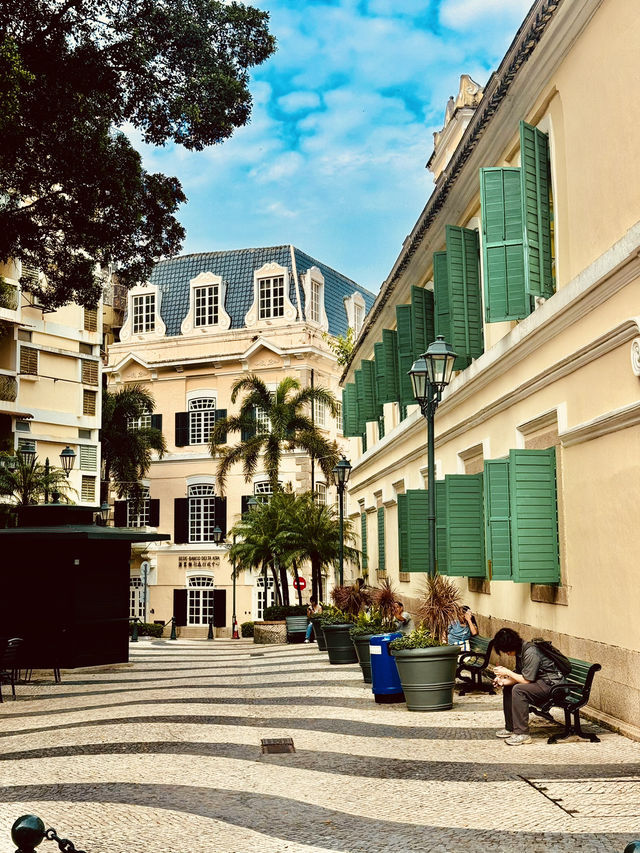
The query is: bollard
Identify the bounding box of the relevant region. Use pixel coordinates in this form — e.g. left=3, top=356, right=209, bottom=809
left=131, top=619, right=139, bottom=643
left=170, top=617, right=177, bottom=641
left=12, top=815, right=45, bottom=852
left=207, top=618, right=213, bottom=640
left=624, top=844, right=640, bottom=852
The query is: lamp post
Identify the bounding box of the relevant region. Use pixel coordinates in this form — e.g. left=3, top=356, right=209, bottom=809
left=332, top=455, right=352, bottom=586
left=209, top=525, right=223, bottom=640
left=51, top=445, right=76, bottom=503
left=409, top=335, right=457, bottom=578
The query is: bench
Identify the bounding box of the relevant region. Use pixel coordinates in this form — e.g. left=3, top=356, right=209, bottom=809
left=455, top=635, right=496, bottom=695
left=285, top=615, right=309, bottom=643
left=530, top=657, right=602, bottom=744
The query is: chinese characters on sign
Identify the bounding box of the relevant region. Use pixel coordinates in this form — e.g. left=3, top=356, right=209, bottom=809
left=178, top=554, right=220, bottom=570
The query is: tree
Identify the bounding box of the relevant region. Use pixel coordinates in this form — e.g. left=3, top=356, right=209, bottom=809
left=101, top=385, right=166, bottom=503
left=0, top=0, right=276, bottom=309
left=0, top=453, right=73, bottom=506
left=323, top=327, right=355, bottom=366
left=209, top=375, right=341, bottom=494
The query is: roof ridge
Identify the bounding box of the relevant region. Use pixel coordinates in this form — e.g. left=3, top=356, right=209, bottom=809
left=155, top=245, right=293, bottom=264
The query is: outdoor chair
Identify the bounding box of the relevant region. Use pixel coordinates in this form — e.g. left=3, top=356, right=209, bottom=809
left=0, top=638, right=24, bottom=702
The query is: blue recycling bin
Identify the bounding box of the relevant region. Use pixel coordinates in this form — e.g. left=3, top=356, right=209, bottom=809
left=370, top=632, right=405, bottom=704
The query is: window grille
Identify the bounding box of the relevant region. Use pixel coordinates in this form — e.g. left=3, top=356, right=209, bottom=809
left=81, top=476, right=96, bottom=502
left=187, top=575, right=215, bottom=625
left=316, top=482, right=327, bottom=505
left=79, top=445, right=97, bottom=471
left=132, top=294, right=155, bottom=333
left=128, top=411, right=152, bottom=431
left=255, top=406, right=271, bottom=433
left=84, top=308, right=98, bottom=332
left=81, top=359, right=99, bottom=385
left=127, top=487, right=150, bottom=527
left=310, top=279, right=321, bottom=323
left=19, top=346, right=38, bottom=375
left=194, top=285, right=219, bottom=326
left=189, top=397, right=216, bottom=445
left=314, top=400, right=327, bottom=428
left=83, top=390, right=97, bottom=416
left=258, top=276, right=285, bottom=319
left=188, top=483, right=215, bottom=542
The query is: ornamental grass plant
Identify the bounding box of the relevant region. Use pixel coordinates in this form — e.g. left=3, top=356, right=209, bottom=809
left=416, top=572, right=463, bottom=644
left=330, top=582, right=373, bottom=618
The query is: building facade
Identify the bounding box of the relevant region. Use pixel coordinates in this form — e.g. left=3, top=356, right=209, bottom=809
left=341, top=0, right=640, bottom=736
left=106, top=245, right=374, bottom=636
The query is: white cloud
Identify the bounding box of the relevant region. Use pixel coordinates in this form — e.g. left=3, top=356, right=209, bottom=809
left=277, top=91, right=322, bottom=113
left=439, top=0, right=532, bottom=31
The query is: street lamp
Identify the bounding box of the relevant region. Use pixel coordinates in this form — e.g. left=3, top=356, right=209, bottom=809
left=332, top=455, right=352, bottom=587
left=59, top=446, right=76, bottom=476
left=409, top=335, right=457, bottom=578
left=97, top=501, right=110, bottom=526
left=18, top=446, right=36, bottom=468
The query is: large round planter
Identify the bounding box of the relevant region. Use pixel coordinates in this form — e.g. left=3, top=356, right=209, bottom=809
left=323, top=623, right=358, bottom=665
left=309, top=616, right=327, bottom=651
left=390, top=644, right=461, bottom=710
left=351, top=633, right=377, bottom=683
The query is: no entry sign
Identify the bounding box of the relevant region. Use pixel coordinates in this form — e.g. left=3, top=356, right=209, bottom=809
left=293, top=577, right=307, bottom=591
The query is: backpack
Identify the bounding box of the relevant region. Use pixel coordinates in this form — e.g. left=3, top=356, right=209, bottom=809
left=531, top=638, right=572, bottom=676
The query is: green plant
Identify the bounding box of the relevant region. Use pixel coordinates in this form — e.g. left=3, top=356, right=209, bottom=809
left=264, top=604, right=307, bottom=621
left=349, top=609, right=387, bottom=638
left=241, top=621, right=255, bottom=638
left=417, top=573, right=463, bottom=644
left=128, top=621, right=164, bottom=638
left=319, top=609, right=351, bottom=627
left=389, top=626, right=443, bottom=651
left=322, top=327, right=354, bottom=366
left=371, top=577, right=399, bottom=626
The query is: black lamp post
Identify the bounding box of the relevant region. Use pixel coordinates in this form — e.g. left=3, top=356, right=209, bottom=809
left=332, top=455, right=352, bottom=586
left=208, top=526, right=224, bottom=640
left=409, top=335, right=457, bottom=578
left=59, top=446, right=76, bottom=476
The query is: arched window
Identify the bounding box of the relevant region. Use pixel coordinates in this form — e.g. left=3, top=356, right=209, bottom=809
left=189, top=397, right=216, bottom=445
left=187, top=575, right=214, bottom=625
left=189, top=483, right=216, bottom=542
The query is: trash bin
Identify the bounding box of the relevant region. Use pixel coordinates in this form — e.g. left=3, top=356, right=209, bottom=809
left=370, top=632, right=405, bottom=704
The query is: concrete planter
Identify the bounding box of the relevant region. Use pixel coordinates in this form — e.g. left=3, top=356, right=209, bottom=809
left=351, top=633, right=378, bottom=683
left=390, top=644, right=461, bottom=710
left=253, top=621, right=287, bottom=645
left=323, top=623, right=358, bottom=664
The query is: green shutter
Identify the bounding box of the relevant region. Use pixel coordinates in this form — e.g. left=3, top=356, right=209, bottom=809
left=435, top=480, right=448, bottom=576
left=446, top=225, right=484, bottom=369
left=381, top=329, right=400, bottom=403
left=433, top=251, right=450, bottom=344
left=395, top=304, right=415, bottom=406
left=411, top=285, right=435, bottom=358
left=484, top=459, right=512, bottom=580
left=509, top=448, right=559, bottom=583
left=397, top=493, right=408, bottom=572
left=377, top=506, right=385, bottom=572
left=342, top=384, right=359, bottom=437
left=354, top=369, right=366, bottom=434
left=374, top=342, right=386, bottom=408
left=520, top=121, right=554, bottom=300
left=361, top=511, right=368, bottom=569
left=406, top=489, right=429, bottom=572
left=480, top=167, right=530, bottom=322
left=359, top=359, right=379, bottom=422
left=444, top=474, right=485, bottom=577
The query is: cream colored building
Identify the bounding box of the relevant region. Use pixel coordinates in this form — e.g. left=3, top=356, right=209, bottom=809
left=105, top=246, right=374, bottom=636
left=341, top=0, right=640, bottom=736
left=0, top=260, right=103, bottom=502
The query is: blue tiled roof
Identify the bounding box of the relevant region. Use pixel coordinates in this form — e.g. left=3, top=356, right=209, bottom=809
left=148, top=245, right=376, bottom=338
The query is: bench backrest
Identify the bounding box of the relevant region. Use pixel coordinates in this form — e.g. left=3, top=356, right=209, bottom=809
left=469, top=635, right=491, bottom=655
left=285, top=616, right=309, bottom=632
left=566, top=657, right=601, bottom=703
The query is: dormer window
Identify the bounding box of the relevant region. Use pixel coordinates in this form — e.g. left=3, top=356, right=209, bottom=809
left=132, top=293, right=155, bottom=333
left=310, top=279, right=321, bottom=323
left=259, top=276, right=285, bottom=319
left=344, top=291, right=367, bottom=337
left=354, top=303, right=364, bottom=336
left=195, top=284, right=219, bottom=327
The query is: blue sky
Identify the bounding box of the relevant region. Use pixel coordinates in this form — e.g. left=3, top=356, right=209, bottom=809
left=130, top=0, right=533, bottom=294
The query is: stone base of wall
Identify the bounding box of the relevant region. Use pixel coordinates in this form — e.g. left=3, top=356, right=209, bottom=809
left=254, top=621, right=287, bottom=644
left=476, top=614, right=640, bottom=741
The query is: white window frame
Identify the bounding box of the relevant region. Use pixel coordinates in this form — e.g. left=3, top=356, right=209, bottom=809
left=128, top=410, right=151, bottom=432
left=194, top=283, right=220, bottom=327
left=188, top=483, right=216, bottom=542
left=335, top=400, right=343, bottom=433
left=310, top=279, right=321, bottom=323
left=127, top=487, right=150, bottom=528
left=130, top=576, right=145, bottom=619
left=189, top=397, right=216, bottom=446
left=258, top=275, right=285, bottom=319
left=255, top=406, right=271, bottom=434
left=316, top=482, right=328, bottom=505
left=132, top=293, right=155, bottom=334
left=255, top=575, right=275, bottom=621
left=314, top=399, right=327, bottom=428
left=187, top=574, right=215, bottom=626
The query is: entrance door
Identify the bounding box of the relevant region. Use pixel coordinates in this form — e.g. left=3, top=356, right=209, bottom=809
left=130, top=577, right=145, bottom=620
left=255, top=576, right=275, bottom=620
left=187, top=575, right=215, bottom=625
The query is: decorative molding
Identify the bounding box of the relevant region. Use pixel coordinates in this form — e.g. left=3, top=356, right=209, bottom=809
left=631, top=337, right=640, bottom=376
left=301, top=267, right=329, bottom=331
left=120, top=282, right=166, bottom=343
left=180, top=272, right=231, bottom=335
left=560, top=401, right=640, bottom=448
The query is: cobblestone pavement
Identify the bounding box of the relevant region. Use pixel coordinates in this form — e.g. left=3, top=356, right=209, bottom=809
left=0, top=639, right=639, bottom=852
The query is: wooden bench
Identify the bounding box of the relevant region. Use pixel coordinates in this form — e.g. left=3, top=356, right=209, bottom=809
left=455, top=636, right=496, bottom=695
left=530, top=656, right=602, bottom=744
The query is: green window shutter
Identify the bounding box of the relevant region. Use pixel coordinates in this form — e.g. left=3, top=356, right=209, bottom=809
left=444, top=474, right=485, bottom=577
left=411, top=285, right=435, bottom=358
left=395, top=304, right=415, bottom=406
left=445, top=225, right=484, bottom=369
left=435, top=480, right=448, bottom=576
left=342, top=384, right=359, bottom=437
left=361, top=511, right=368, bottom=569
left=397, top=493, right=408, bottom=572
left=374, top=342, right=386, bottom=408
left=354, top=369, right=366, bottom=434
left=433, top=251, right=450, bottom=344
left=509, top=448, right=560, bottom=583
left=480, top=167, right=530, bottom=322
left=377, top=506, right=385, bottom=572
left=360, top=359, right=379, bottom=421
left=484, top=459, right=512, bottom=580
left=520, top=121, right=554, bottom=300
left=381, top=329, right=400, bottom=403
left=406, top=489, right=430, bottom=572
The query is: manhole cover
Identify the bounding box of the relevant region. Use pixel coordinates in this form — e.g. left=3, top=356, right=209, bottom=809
left=261, top=737, right=295, bottom=754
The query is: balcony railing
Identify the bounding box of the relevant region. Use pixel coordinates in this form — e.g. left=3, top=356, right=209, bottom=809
left=0, top=374, right=17, bottom=402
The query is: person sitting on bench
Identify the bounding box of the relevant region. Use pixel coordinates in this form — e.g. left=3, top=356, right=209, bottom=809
left=492, top=628, right=566, bottom=746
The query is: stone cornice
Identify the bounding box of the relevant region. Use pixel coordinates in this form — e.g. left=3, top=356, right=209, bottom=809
left=560, top=401, right=640, bottom=448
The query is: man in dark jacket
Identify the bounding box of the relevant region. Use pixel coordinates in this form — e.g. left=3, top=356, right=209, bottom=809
left=492, top=628, right=566, bottom=745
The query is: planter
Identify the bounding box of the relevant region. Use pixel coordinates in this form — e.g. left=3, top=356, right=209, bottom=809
left=323, top=623, right=358, bottom=665
left=309, top=616, right=327, bottom=651
left=351, top=633, right=378, bottom=683
left=390, top=644, right=461, bottom=711
left=253, top=621, right=287, bottom=645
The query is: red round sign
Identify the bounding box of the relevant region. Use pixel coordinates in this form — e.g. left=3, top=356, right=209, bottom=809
left=293, top=577, right=307, bottom=590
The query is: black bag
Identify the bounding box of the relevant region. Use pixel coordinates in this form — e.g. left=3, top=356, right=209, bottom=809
left=532, top=638, right=572, bottom=676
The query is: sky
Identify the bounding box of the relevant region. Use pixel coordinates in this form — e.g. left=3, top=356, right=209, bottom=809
left=129, top=0, right=533, bottom=295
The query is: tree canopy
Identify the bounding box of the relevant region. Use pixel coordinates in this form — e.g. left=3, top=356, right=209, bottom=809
left=0, top=0, right=276, bottom=308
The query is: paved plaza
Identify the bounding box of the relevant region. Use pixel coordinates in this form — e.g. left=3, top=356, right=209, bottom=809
left=0, top=639, right=639, bottom=852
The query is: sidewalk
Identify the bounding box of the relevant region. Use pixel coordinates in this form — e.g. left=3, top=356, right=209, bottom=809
left=0, top=639, right=638, bottom=852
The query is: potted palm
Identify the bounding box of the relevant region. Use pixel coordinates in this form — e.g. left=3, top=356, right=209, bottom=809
left=349, top=579, right=398, bottom=683
left=389, top=573, right=462, bottom=711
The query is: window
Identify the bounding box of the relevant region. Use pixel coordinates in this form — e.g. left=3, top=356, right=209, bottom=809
left=335, top=400, right=343, bottom=432
left=19, top=346, right=38, bottom=375
left=256, top=576, right=275, bottom=621
left=81, top=476, right=96, bottom=502
left=316, top=482, right=327, bottom=505
left=314, top=399, right=327, bottom=428
left=127, top=487, right=150, bottom=528
left=84, top=308, right=98, bottom=332
left=83, top=390, right=97, bottom=416
left=78, top=428, right=92, bottom=439
left=377, top=507, right=385, bottom=572
left=18, top=329, right=32, bottom=342
left=79, top=342, right=93, bottom=355
left=194, top=284, right=219, bottom=327
left=130, top=577, right=145, bottom=619
left=189, top=397, right=216, bottom=445
left=258, top=276, right=284, bottom=319
left=254, top=480, right=275, bottom=503
left=79, top=445, right=97, bottom=471
left=255, top=406, right=271, bottom=434
left=16, top=420, right=30, bottom=433
left=188, top=483, right=215, bottom=542
left=354, top=303, right=364, bottom=335
left=188, top=575, right=215, bottom=625
left=132, top=293, right=155, bottom=333
left=310, top=279, right=321, bottom=323
left=81, top=359, right=99, bottom=385
left=128, top=411, right=152, bottom=432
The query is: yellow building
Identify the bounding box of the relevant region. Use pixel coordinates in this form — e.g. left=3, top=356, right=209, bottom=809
left=0, top=259, right=103, bottom=503
left=341, top=0, right=640, bottom=737
left=105, top=245, right=374, bottom=636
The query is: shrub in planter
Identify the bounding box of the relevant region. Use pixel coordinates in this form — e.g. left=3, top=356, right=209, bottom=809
left=264, top=604, right=307, bottom=621
left=241, top=621, right=255, bottom=638
left=128, top=621, right=164, bottom=638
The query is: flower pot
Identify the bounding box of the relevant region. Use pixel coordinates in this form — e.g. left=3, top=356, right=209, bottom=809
left=390, top=644, right=461, bottom=711
left=351, top=633, right=378, bottom=683
left=323, top=623, right=358, bottom=665
left=309, top=616, right=327, bottom=651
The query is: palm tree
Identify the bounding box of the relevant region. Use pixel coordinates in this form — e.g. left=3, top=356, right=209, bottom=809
left=209, top=374, right=340, bottom=494
left=0, top=452, right=73, bottom=506
left=101, top=385, right=166, bottom=503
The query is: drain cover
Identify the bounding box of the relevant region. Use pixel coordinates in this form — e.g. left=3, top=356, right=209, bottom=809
left=261, top=737, right=295, bottom=754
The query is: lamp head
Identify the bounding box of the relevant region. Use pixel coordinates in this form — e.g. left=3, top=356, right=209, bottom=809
left=59, top=445, right=76, bottom=476
left=332, top=455, right=352, bottom=488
